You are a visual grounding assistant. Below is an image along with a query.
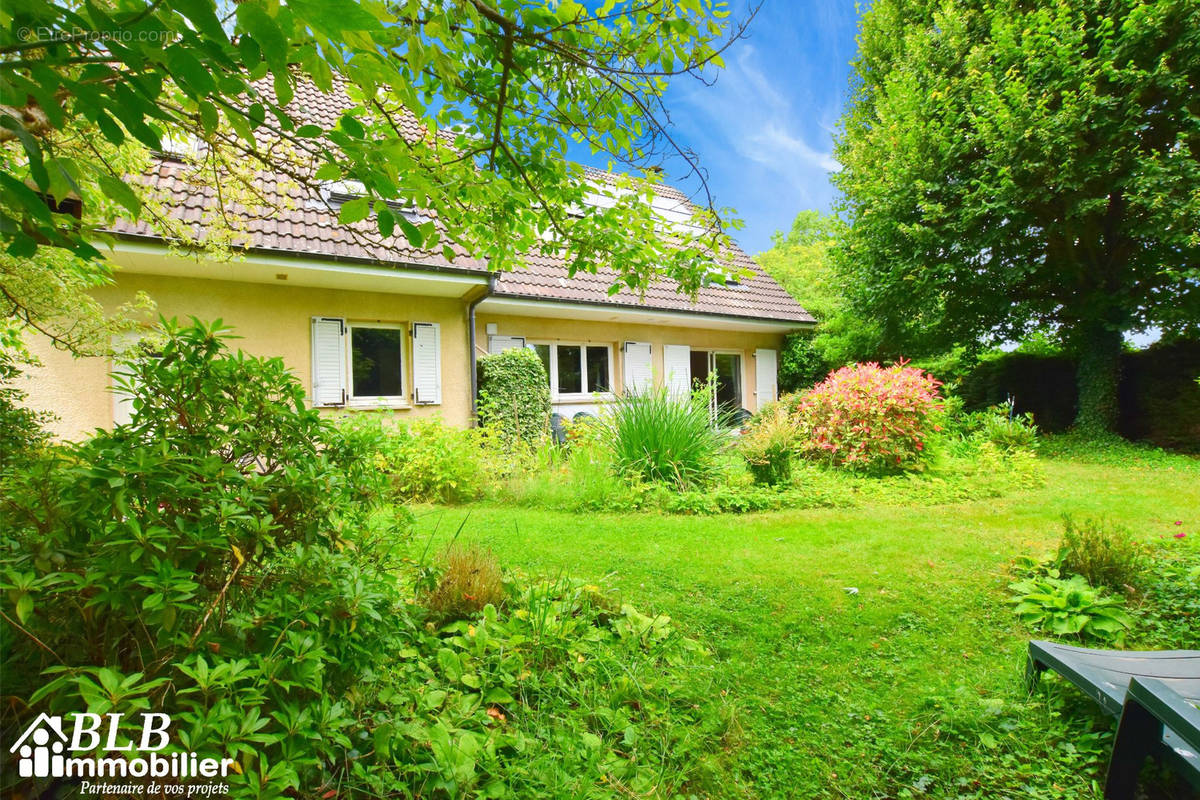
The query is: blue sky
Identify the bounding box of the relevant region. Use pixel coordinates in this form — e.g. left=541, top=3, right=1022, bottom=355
left=582, top=1, right=864, bottom=256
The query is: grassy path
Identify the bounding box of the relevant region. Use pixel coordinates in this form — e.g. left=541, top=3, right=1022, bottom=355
left=413, top=457, right=1199, bottom=798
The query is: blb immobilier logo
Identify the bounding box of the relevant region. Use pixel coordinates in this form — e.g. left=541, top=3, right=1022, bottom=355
left=8, top=710, right=233, bottom=795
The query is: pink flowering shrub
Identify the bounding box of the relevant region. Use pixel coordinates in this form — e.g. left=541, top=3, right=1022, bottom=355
left=791, top=361, right=943, bottom=473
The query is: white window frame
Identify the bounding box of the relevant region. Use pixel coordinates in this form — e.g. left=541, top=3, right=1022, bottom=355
left=530, top=341, right=615, bottom=402
left=345, top=321, right=410, bottom=409
left=705, top=349, right=745, bottom=416
left=688, top=348, right=746, bottom=416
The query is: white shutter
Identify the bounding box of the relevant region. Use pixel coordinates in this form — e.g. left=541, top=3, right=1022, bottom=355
left=411, top=322, right=442, bottom=405
left=487, top=335, right=526, bottom=354
left=755, top=348, right=778, bottom=409
left=623, top=342, right=653, bottom=394
left=311, top=317, right=347, bottom=407
left=663, top=344, right=691, bottom=400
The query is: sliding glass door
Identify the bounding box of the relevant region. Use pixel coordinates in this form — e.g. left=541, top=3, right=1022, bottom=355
left=690, top=350, right=743, bottom=417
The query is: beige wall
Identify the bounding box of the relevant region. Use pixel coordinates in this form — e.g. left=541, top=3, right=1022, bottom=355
left=20, top=272, right=477, bottom=439
left=19, top=267, right=791, bottom=440
left=475, top=313, right=785, bottom=413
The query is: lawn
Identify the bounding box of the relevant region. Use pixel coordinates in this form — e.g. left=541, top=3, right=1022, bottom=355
left=414, top=451, right=1200, bottom=799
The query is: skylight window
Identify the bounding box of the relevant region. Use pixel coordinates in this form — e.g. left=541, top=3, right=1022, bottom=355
left=325, top=185, right=422, bottom=223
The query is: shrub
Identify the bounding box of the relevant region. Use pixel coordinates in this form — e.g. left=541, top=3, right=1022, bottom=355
left=477, top=347, right=552, bottom=450
left=939, top=399, right=1039, bottom=459
left=791, top=361, right=943, bottom=473
left=1009, top=575, right=1134, bottom=645
left=778, top=331, right=828, bottom=393
left=503, top=435, right=654, bottom=512
left=739, top=403, right=800, bottom=485
left=424, top=542, right=507, bottom=620
left=979, top=402, right=1039, bottom=452
left=347, top=415, right=493, bottom=504
left=0, top=319, right=403, bottom=794
left=0, top=348, right=51, bottom=471
left=0, top=320, right=720, bottom=799
left=1136, top=536, right=1199, bottom=648
left=1055, top=514, right=1146, bottom=592
left=600, top=383, right=729, bottom=489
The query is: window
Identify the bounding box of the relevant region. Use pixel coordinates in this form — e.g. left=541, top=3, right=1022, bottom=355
left=350, top=325, right=404, bottom=401
left=557, top=345, right=582, bottom=394
left=326, top=184, right=422, bottom=223
left=533, top=343, right=551, bottom=380
left=311, top=317, right=442, bottom=409
left=586, top=346, right=611, bottom=392
left=529, top=342, right=613, bottom=398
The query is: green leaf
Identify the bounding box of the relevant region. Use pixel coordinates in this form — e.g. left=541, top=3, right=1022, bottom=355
left=95, top=111, right=126, bottom=145
left=273, top=71, right=294, bottom=107
left=396, top=213, right=424, bottom=248
left=237, top=4, right=289, bottom=70
left=437, top=648, right=462, bottom=681
left=337, top=197, right=370, bottom=225
left=483, top=688, right=514, bottom=704
left=98, top=174, right=142, bottom=217
left=314, top=163, right=341, bottom=181
left=198, top=102, right=219, bottom=135
left=338, top=114, right=365, bottom=139
left=15, top=593, right=33, bottom=625
left=421, top=689, right=447, bottom=710
left=164, top=45, right=217, bottom=98
left=376, top=206, right=395, bottom=238
left=288, top=0, right=382, bottom=37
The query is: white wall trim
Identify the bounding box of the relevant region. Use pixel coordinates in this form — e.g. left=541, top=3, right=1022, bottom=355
left=109, top=240, right=488, bottom=297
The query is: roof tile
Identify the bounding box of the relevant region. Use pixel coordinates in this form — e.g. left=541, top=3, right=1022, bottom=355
left=109, top=80, right=811, bottom=323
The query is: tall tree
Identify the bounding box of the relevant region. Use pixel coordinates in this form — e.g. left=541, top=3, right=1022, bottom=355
left=756, top=210, right=844, bottom=322
left=0, top=0, right=749, bottom=351
left=834, top=0, right=1200, bottom=433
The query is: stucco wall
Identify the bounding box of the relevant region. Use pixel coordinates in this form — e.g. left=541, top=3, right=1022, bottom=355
left=475, top=313, right=785, bottom=413
left=18, top=266, right=791, bottom=441
left=20, top=272, right=476, bottom=439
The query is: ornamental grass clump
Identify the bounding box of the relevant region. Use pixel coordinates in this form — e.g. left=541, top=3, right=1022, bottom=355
left=739, top=403, right=801, bottom=485
left=600, top=383, right=728, bottom=489
left=792, top=361, right=943, bottom=473
left=425, top=542, right=507, bottom=620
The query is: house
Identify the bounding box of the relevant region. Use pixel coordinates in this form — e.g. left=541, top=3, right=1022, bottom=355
left=19, top=85, right=813, bottom=439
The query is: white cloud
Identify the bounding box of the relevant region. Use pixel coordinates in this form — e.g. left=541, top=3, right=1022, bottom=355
left=682, top=45, right=842, bottom=179
left=747, top=123, right=843, bottom=174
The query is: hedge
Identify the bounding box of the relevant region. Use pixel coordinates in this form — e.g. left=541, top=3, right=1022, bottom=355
left=956, top=339, right=1200, bottom=451
left=476, top=347, right=552, bottom=449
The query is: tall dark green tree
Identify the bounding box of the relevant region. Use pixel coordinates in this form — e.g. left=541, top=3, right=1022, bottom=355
left=835, top=0, right=1200, bottom=433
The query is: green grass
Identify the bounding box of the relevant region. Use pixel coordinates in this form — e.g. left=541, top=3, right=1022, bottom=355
left=414, top=447, right=1200, bottom=799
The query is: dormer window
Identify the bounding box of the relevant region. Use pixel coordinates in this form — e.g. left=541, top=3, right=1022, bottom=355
left=155, top=135, right=202, bottom=162
left=42, top=193, right=82, bottom=220
left=701, top=269, right=741, bottom=288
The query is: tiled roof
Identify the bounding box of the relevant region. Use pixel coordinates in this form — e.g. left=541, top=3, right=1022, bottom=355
left=111, top=79, right=812, bottom=324
left=113, top=160, right=487, bottom=271
left=495, top=247, right=814, bottom=322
